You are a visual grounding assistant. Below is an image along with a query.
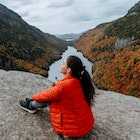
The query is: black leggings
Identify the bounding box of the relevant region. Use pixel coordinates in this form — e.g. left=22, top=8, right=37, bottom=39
left=29, top=101, right=49, bottom=109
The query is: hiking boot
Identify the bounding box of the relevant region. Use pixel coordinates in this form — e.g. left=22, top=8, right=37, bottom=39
left=25, top=98, right=33, bottom=103
left=19, top=100, right=36, bottom=113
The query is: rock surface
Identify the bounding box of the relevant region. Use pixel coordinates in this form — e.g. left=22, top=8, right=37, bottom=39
left=0, top=70, right=140, bottom=140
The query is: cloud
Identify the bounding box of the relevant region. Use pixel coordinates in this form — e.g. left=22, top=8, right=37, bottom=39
left=0, top=0, right=139, bottom=34
left=47, top=0, right=74, bottom=8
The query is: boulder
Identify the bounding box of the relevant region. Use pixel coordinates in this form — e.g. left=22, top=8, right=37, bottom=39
left=0, top=70, right=140, bottom=140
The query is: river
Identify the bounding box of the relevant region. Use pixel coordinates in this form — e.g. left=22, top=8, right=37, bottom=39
left=48, top=46, right=93, bottom=82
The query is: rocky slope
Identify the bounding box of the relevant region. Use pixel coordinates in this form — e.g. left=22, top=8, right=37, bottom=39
left=0, top=4, right=68, bottom=77
left=0, top=70, right=140, bottom=140
left=74, top=1, right=140, bottom=97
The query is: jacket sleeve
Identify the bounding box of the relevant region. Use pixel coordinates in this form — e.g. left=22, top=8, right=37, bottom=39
left=32, top=84, right=62, bottom=102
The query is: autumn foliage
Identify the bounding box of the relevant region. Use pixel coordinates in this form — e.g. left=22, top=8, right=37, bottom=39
left=0, top=4, right=67, bottom=77
left=74, top=5, right=140, bottom=98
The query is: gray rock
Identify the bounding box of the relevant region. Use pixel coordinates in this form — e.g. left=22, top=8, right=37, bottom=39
left=114, top=37, right=134, bottom=48
left=92, top=90, right=140, bottom=140
left=0, top=70, right=140, bottom=140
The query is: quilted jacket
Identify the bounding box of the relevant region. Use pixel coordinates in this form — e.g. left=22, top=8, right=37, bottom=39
left=32, top=75, right=94, bottom=137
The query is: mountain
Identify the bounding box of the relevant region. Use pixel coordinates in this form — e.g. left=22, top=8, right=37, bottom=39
left=55, top=33, right=82, bottom=41
left=0, top=4, right=68, bottom=77
left=74, top=1, right=140, bottom=97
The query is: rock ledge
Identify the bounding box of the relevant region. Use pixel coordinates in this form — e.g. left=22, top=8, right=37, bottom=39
left=0, top=70, right=140, bottom=140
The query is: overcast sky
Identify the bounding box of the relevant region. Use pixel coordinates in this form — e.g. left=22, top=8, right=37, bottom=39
left=0, top=0, right=139, bottom=35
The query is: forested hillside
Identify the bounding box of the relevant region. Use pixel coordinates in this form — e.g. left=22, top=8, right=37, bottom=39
left=0, top=4, right=67, bottom=77
left=74, top=1, right=140, bottom=97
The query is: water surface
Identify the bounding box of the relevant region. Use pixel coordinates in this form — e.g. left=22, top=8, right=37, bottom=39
left=48, top=46, right=93, bottom=82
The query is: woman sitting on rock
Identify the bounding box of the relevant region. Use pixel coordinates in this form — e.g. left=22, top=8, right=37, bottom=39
left=20, top=55, right=96, bottom=138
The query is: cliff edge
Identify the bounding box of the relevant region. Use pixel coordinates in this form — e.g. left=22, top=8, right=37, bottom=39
left=0, top=70, right=140, bottom=140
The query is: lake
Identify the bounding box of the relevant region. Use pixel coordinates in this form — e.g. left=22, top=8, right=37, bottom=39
left=48, top=46, right=93, bottom=82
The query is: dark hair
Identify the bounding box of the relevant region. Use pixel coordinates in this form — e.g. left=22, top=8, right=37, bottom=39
left=66, top=55, right=95, bottom=106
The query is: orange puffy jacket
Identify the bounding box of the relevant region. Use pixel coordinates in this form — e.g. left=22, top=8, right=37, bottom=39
left=32, top=75, right=94, bottom=137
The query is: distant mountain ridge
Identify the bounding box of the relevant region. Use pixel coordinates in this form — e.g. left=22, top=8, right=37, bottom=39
left=55, top=33, right=82, bottom=41
left=74, top=1, right=140, bottom=97
left=0, top=4, right=67, bottom=77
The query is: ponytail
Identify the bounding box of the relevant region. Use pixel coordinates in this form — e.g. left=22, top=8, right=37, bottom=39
left=80, top=67, right=95, bottom=106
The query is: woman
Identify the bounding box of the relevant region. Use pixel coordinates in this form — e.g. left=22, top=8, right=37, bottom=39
left=20, top=55, right=96, bottom=138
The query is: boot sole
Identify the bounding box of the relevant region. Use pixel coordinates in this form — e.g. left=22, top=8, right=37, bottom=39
left=19, top=104, right=36, bottom=113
